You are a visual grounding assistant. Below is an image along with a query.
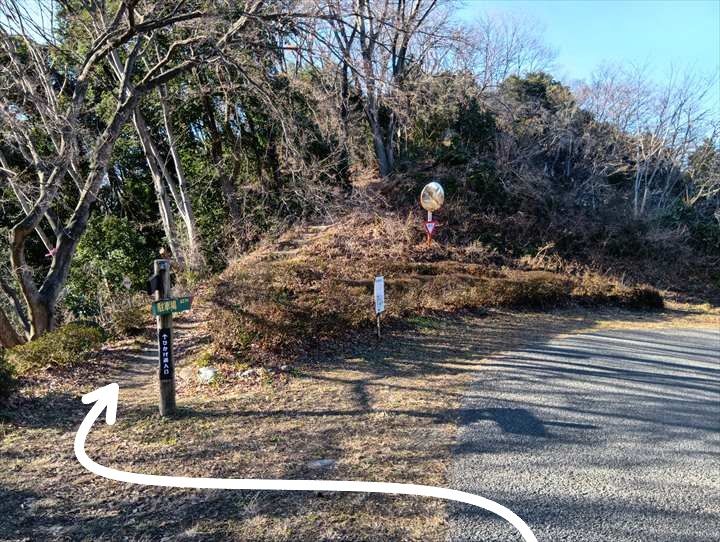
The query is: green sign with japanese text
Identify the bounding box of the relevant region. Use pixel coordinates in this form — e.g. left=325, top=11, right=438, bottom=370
left=152, top=296, right=192, bottom=316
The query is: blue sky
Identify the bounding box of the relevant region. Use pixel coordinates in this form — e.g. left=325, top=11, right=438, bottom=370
left=458, top=0, right=720, bottom=110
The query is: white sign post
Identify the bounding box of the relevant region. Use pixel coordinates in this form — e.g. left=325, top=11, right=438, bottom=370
left=374, top=276, right=385, bottom=339
left=374, top=276, right=385, bottom=314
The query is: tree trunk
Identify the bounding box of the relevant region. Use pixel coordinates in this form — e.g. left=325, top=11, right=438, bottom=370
left=0, top=277, right=29, bottom=334
left=9, top=213, right=57, bottom=340
left=384, top=114, right=396, bottom=173
left=0, top=307, right=24, bottom=348
left=158, top=85, right=204, bottom=272
left=365, top=93, right=395, bottom=177
left=199, top=82, right=243, bottom=226
left=132, top=111, right=185, bottom=266
left=370, top=118, right=393, bottom=177
left=633, top=165, right=642, bottom=218
left=26, top=295, right=53, bottom=340
left=340, top=62, right=351, bottom=143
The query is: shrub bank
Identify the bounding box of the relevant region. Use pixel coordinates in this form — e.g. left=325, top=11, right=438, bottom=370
left=0, top=349, right=14, bottom=400
left=7, top=322, right=106, bottom=375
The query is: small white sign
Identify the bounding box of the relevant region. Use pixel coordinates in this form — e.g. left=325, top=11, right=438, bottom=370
left=374, top=276, right=385, bottom=314
left=122, top=276, right=132, bottom=290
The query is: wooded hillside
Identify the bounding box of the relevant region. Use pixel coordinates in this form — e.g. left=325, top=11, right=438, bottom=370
left=1, top=0, right=718, bottom=354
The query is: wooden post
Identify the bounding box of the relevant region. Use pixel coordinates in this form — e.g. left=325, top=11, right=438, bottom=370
left=154, top=259, right=175, bottom=416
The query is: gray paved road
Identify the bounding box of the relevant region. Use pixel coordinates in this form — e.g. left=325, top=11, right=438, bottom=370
left=449, top=327, right=720, bottom=542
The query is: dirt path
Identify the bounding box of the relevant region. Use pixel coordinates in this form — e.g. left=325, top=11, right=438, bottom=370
left=116, top=318, right=209, bottom=407
left=1, top=308, right=716, bottom=541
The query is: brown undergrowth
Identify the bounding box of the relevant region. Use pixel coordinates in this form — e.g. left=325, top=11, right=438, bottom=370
left=202, top=211, right=664, bottom=375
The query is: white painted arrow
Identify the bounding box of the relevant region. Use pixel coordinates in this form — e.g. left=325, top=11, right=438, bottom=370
left=74, top=383, right=538, bottom=542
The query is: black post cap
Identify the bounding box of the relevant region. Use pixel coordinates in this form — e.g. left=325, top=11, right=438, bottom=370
left=147, top=274, right=161, bottom=296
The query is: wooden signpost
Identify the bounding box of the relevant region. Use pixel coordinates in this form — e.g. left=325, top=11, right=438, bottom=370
left=151, top=259, right=175, bottom=416
left=147, top=259, right=192, bottom=417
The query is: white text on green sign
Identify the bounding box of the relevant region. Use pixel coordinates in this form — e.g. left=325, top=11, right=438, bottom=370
left=152, top=296, right=192, bottom=316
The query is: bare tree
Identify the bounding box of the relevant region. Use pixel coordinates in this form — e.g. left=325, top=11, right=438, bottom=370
left=0, top=0, right=285, bottom=344
left=464, top=12, right=556, bottom=92
left=686, top=129, right=720, bottom=209
left=103, top=44, right=196, bottom=270
left=304, top=0, right=452, bottom=176
left=579, top=65, right=715, bottom=217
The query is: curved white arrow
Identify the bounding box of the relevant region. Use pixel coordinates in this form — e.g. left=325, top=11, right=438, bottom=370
left=75, top=383, right=538, bottom=542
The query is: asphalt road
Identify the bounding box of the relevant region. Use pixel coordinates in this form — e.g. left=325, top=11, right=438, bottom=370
left=449, top=327, right=720, bottom=542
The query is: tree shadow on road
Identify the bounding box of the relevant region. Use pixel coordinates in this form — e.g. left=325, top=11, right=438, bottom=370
left=447, top=324, right=719, bottom=542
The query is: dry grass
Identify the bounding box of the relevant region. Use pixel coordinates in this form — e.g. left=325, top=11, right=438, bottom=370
left=590, top=301, right=720, bottom=331
left=2, top=208, right=711, bottom=541
left=202, top=211, right=665, bottom=371
left=1, top=306, right=713, bottom=541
